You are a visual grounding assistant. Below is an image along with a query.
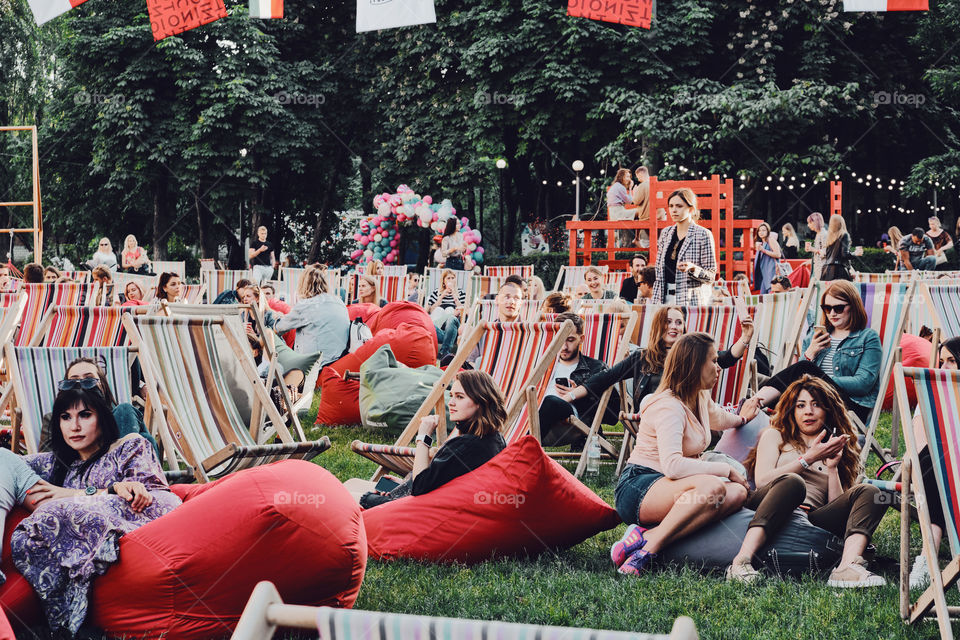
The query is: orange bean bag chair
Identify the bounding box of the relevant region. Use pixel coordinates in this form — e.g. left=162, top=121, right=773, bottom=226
left=348, top=303, right=381, bottom=324
left=364, top=436, right=621, bottom=563
left=0, top=508, right=43, bottom=629
left=368, top=302, right=438, bottom=354
left=85, top=460, right=366, bottom=639
left=882, top=333, right=932, bottom=410
left=315, top=322, right=436, bottom=426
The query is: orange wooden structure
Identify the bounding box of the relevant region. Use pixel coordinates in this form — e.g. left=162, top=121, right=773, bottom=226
left=566, top=175, right=763, bottom=282
left=830, top=180, right=842, bottom=216
left=0, top=126, right=43, bottom=262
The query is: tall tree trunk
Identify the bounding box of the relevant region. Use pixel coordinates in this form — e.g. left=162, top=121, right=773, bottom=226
left=360, top=161, right=372, bottom=216
left=195, top=190, right=214, bottom=259
left=307, top=146, right=349, bottom=263
left=152, top=175, right=169, bottom=260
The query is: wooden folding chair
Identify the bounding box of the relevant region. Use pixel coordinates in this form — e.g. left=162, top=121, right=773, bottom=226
left=484, top=265, right=534, bottom=279
left=351, top=320, right=575, bottom=481
left=123, top=315, right=329, bottom=482
left=31, top=305, right=134, bottom=347
left=178, top=283, right=206, bottom=304
left=894, top=364, right=960, bottom=640
left=743, top=289, right=803, bottom=378
left=14, top=283, right=110, bottom=347
left=203, top=269, right=252, bottom=303
left=231, top=581, right=700, bottom=640
left=421, top=267, right=472, bottom=305
left=382, top=265, right=407, bottom=277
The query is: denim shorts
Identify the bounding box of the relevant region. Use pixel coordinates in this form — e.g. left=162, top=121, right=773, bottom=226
left=614, top=463, right=665, bottom=525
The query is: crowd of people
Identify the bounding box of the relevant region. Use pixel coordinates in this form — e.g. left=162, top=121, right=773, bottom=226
left=1, top=202, right=957, bottom=637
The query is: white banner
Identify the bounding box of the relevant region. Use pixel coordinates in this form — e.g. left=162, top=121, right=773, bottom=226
left=356, top=0, right=436, bottom=33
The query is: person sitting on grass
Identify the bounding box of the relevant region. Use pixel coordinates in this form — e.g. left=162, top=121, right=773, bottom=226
left=610, top=333, right=753, bottom=576
left=728, top=375, right=889, bottom=587
left=360, top=369, right=506, bottom=508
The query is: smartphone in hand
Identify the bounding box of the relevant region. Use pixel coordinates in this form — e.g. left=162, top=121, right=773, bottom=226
left=555, top=377, right=571, bottom=387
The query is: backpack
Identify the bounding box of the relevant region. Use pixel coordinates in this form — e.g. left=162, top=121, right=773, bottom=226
left=347, top=317, right=373, bottom=353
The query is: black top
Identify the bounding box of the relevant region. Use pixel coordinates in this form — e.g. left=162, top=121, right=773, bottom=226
left=663, top=233, right=685, bottom=287
left=411, top=430, right=506, bottom=496
left=619, top=277, right=639, bottom=303
left=250, top=240, right=273, bottom=266
left=783, top=244, right=798, bottom=259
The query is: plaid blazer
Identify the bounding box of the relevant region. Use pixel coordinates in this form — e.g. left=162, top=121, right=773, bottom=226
left=652, top=223, right=717, bottom=305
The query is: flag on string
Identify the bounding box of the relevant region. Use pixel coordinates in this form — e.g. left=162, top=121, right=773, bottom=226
left=146, top=0, right=228, bottom=40
left=843, top=0, right=928, bottom=10
left=567, top=0, right=653, bottom=29
left=27, top=0, right=89, bottom=25
left=250, top=0, right=283, bottom=19
left=356, top=0, right=436, bottom=33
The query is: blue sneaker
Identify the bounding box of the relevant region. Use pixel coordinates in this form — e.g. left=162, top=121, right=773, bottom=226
left=610, top=524, right=647, bottom=568
left=618, top=548, right=657, bottom=576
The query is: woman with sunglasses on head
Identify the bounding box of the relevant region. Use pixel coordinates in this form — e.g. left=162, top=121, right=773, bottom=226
left=360, top=370, right=507, bottom=509
left=906, top=337, right=960, bottom=589
left=652, top=188, right=717, bottom=305
left=9, top=386, right=180, bottom=635
left=739, top=280, right=881, bottom=423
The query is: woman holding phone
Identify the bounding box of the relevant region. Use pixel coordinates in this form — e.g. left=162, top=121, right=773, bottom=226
left=739, top=280, right=881, bottom=422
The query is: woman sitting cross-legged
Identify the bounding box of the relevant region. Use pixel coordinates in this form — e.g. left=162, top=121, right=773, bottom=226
left=610, top=332, right=754, bottom=576
left=360, top=370, right=507, bottom=508
left=9, top=387, right=181, bottom=635
left=739, top=280, right=881, bottom=423
left=727, top=375, right=889, bottom=586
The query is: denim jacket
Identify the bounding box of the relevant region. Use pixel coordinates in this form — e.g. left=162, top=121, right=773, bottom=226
left=801, top=327, right=882, bottom=411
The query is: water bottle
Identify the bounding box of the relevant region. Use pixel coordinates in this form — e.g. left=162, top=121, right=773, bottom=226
left=586, top=435, right=601, bottom=478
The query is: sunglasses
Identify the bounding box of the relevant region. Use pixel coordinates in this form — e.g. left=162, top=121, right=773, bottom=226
left=820, top=303, right=848, bottom=314
left=57, top=377, right=101, bottom=392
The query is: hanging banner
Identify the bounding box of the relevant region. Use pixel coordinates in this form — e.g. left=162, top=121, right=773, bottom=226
left=843, top=0, right=928, bottom=9
left=147, top=0, right=228, bottom=40
left=356, top=0, right=436, bottom=33
left=567, top=0, right=653, bottom=29
left=27, top=0, right=89, bottom=25
left=250, top=0, right=283, bottom=19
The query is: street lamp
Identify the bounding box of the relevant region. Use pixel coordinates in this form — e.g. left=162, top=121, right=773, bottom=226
left=495, top=159, right=507, bottom=251
left=572, top=160, right=584, bottom=220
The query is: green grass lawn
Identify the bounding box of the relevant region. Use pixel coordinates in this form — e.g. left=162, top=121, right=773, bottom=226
left=300, top=404, right=956, bottom=640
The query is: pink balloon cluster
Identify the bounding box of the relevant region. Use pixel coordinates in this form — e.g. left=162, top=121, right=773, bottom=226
left=349, top=184, right=484, bottom=269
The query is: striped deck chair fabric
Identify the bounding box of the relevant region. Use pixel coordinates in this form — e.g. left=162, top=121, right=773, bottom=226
left=381, top=265, right=407, bottom=277
left=579, top=313, right=631, bottom=365
left=604, top=271, right=629, bottom=293
left=467, top=275, right=506, bottom=305
left=60, top=270, right=90, bottom=283
left=422, top=267, right=471, bottom=303
left=199, top=258, right=216, bottom=272
left=112, top=272, right=158, bottom=304
left=923, top=283, right=960, bottom=339
left=129, top=316, right=328, bottom=481
left=152, top=260, right=185, bottom=278
left=6, top=346, right=132, bottom=453
left=203, top=269, right=251, bottom=303
left=281, top=267, right=308, bottom=286
left=378, top=274, right=407, bottom=302
left=179, top=284, right=205, bottom=304
left=15, top=283, right=107, bottom=347
left=36, top=306, right=131, bottom=347
left=265, top=279, right=298, bottom=305
left=554, top=265, right=608, bottom=292
left=484, top=265, right=533, bottom=279
left=469, top=299, right=542, bottom=324
left=744, top=290, right=802, bottom=370
left=0, top=292, right=23, bottom=308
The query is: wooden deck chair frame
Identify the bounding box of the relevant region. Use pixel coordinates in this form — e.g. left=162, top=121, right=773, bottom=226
left=122, top=315, right=328, bottom=482
left=359, top=320, right=576, bottom=481
left=893, top=364, right=960, bottom=640
left=230, top=581, right=701, bottom=640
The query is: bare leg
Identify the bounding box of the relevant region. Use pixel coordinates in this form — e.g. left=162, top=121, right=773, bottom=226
left=839, top=533, right=869, bottom=568
left=638, top=476, right=746, bottom=554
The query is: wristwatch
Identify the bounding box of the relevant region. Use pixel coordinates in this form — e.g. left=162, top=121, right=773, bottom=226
left=416, top=433, right=433, bottom=448
left=84, top=485, right=97, bottom=496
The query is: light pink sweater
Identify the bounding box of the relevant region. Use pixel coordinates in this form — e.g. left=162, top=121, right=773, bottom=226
left=627, top=390, right=744, bottom=479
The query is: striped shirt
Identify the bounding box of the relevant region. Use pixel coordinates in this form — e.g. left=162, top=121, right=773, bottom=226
left=426, top=289, right=465, bottom=310
left=819, top=337, right=843, bottom=376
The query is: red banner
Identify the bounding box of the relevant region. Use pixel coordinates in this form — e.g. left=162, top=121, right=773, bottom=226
left=567, top=0, right=653, bottom=29
left=147, top=0, right=228, bottom=41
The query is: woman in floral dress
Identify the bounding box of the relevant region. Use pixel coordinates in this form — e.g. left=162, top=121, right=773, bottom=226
left=10, top=386, right=181, bottom=635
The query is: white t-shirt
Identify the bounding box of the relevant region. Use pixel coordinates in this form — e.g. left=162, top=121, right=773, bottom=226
left=545, top=358, right=579, bottom=399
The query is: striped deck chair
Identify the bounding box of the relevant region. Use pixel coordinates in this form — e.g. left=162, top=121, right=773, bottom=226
left=377, top=274, right=407, bottom=302
left=231, top=582, right=701, bottom=640
left=467, top=299, right=542, bottom=325
left=0, top=292, right=23, bottom=308
left=123, top=315, right=329, bottom=482
left=744, top=290, right=803, bottom=374
left=200, top=258, right=217, bottom=273
left=785, top=281, right=915, bottom=466
left=484, top=265, right=534, bottom=279
left=922, top=283, right=960, bottom=340
left=60, top=270, right=90, bottom=283
left=14, top=283, right=108, bottom=347
left=32, top=306, right=132, bottom=347
left=856, top=271, right=916, bottom=284
left=381, top=265, right=407, bottom=277
left=422, top=267, right=471, bottom=304
left=352, top=320, right=575, bottom=480
left=203, top=269, right=251, bottom=303
left=554, top=265, right=608, bottom=292
left=893, top=365, right=960, bottom=640
left=605, top=271, right=629, bottom=293
left=152, top=260, right=185, bottom=279
left=112, top=272, right=158, bottom=304
left=467, top=275, right=506, bottom=306
left=264, top=279, right=298, bottom=305
left=2, top=346, right=133, bottom=454
left=179, top=283, right=206, bottom=304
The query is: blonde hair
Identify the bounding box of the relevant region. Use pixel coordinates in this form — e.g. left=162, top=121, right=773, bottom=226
left=527, top=275, right=546, bottom=301
left=357, top=274, right=380, bottom=304
left=825, top=215, right=847, bottom=248
left=781, top=223, right=797, bottom=241
left=888, top=226, right=903, bottom=248
left=367, top=260, right=384, bottom=276
left=298, top=265, right=330, bottom=299
left=124, top=234, right=137, bottom=250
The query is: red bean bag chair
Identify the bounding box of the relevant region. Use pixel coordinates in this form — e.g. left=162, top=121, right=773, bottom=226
left=0, top=508, right=42, bottom=629
left=0, top=607, right=13, bottom=640
left=364, top=435, right=621, bottom=564
left=348, top=303, right=381, bottom=324
left=882, top=333, right=932, bottom=410
left=87, top=460, right=366, bottom=639
left=315, top=323, right=436, bottom=426
left=368, top=302, right=437, bottom=354
left=788, top=261, right=810, bottom=289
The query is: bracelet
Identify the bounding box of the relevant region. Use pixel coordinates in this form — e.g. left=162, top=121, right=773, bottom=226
left=798, top=456, right=811, bottom=470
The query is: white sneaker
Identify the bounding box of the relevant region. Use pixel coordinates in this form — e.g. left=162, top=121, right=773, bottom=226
left=827, top=556, right=886, bottom=588
left=909, top=553, right=930, bottom=590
